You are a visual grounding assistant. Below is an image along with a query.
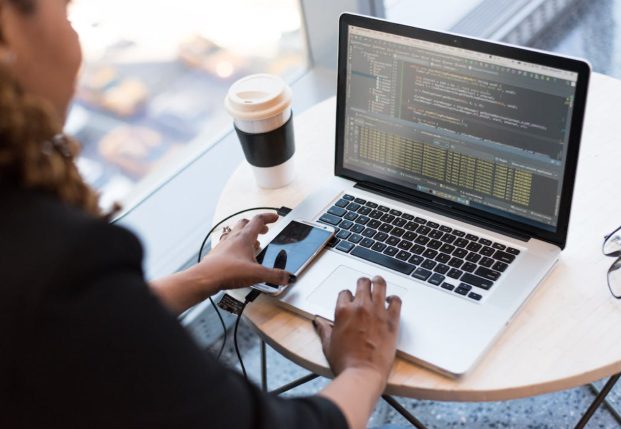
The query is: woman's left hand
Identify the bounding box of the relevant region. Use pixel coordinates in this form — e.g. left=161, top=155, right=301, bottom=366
left=197, top=213, right=293, bottom=291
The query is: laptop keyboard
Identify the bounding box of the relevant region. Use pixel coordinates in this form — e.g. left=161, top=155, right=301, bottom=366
left=318, top=194, right=521, bottom=302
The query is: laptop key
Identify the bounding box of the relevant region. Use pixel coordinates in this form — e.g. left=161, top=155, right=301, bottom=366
left=342, top=194, right=354, bottom=201
left=414, top=217, right=427, bottom=224
left=447, top=268, right=463, bottom=279
left=493, top=250, right=516, bottom=264
left=466, top=234, right=479, bottom=241
left=493, top=261, right=509, bottom=272
left=454, top=238, right=469, bottom=248
left=368, top=219, right=382, bottom=229
left=344, top=211, right=358, bottom=221
left=439, top=243, right=455, bottom=254
left=384, top=246, right=398, bottom=257
left=460, top=273, right=493, bottom=290
left=369, top=210, right=383, bottom=219
left=409, top=255, right=424, bottom=265
left=390, top=209, right=403, bottom=216
left=403, top=231, right=417, bottom=241
left=397, top=240, right=413, bottom=251
left=475, top=266, right=501, bottom=281
left=351, top=224, right=365, bottom=234
left=362, top=228, right=376, bottom=238
left=492, top=242, right=506, bottom=251
left=434, top=264, right=450, bottom=274
left=358, top=207, right=372, bottom=216
left=480, top=246, right=495, bottom=257
left=405, top=222, right=418, bottom=232
left=468, top=292, right=483, bottom=301
left=417, top=225, right=432, bottom=235
left=455, top=285, right=471, bottom=296
left=379, top=223, right=393, bottom=233
left=402, top=213, right=414, bottom=221
left=436, top=253, right=451, bottom=264
left=441, top=233, right=456, bottom=244
left=336, top=230, right=351, bottom=240
left=336, top=241, right=355, bottom=253
left=427, top=240, right=441, bottom=251
left=448, top=257, right=464, bottom=268
left=412, top=268, right=432, bottom=281
left=339, top=220, right=354, bottom=230
left=354, top=198, right=366, bottom=205
left=328, top=237, right=339, bottom=248
left=390, top=227, right=406, bottom=237
left=378, top=205, right=390, bottom=212
left=422, top=259, right=436, bottom=270
left=350, top=247, right=416, bottom=275
left=355, top=216, right=370, bottom=225
left=422, top=249, right=438, bottom=259
left=428, top=230, right=444, bottom=239
left=347, top=202, right=361, bottom=211
left=411, top=244, right=425, bottom=255
left=348, top=234, right=363, bottom=244
left=427, top=221, right=439, bottom=229
left=428, top=273, right=445, bottom=286
left=386, top=236, right=400, bottom=246
left=375, top=232, right=389, bottom=242
left=465, top=252, right=481, bottom=263
left=453, top=248, right=468, bottom=258
left=360, top=238, right=375, bottom=248
left=466, top=242, right=482, bottom=252
left=480, top=257, right=494, bottom=268
left=441, top=282, right=455, bottom=291
left=319, top=213, right=341, bottom=225
left=335, top=199, right=350, bottom=208
left=462, top=262, right=477, bottom=273
left=452, top=230, right=465, bottom=237
left=479, top=238, right=492, bottom=246
left=396, top=250, right=411, bottom=261
left=381, top=213, right=395, bottom=223
left=507, top=247, right=521, bottom=256
left=328, top=206, right=347, bottom=217
left=366, top=201, right=378, bottom=208
left=439, top=225, right=452, bottom=233
left=372, top=242, right=387, bottom=253
left=414, top=236, right=430, bottom=245
left=392, top=218, right=407, bottom=228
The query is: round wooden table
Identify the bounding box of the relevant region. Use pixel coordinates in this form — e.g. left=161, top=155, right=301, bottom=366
left=214, top=72, right=621, bottom=424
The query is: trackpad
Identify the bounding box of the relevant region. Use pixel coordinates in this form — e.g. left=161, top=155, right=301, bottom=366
left=307, top=266, right=408, bottom=315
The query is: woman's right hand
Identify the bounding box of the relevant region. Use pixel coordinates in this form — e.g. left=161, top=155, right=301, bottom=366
left=313, top=276, right=402, bottom=384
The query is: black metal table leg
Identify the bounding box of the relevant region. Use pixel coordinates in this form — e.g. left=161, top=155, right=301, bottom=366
left=575, top=374, right=621, bottom=429
left=260, top=340, right=268, bottom=392
left=588, top=382, right=621, bottom=425
left=382, top=395, right=428, bottom=429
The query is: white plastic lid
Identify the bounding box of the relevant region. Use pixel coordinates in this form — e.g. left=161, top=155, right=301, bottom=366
left=225, top=74, right=292, bottom=121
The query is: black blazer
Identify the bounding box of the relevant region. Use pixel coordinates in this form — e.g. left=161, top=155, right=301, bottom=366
left=0, top=184, right=346, bottom=429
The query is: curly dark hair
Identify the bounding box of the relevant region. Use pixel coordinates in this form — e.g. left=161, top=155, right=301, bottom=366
left=0, top=0, right=103, bottom=217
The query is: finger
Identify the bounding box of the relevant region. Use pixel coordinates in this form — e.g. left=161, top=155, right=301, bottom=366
left=244, top=213, right=279, bottom=238
left=386, top=295, right=403, bottom=325
left=371, top=276, right=387, bottom=307
left=354, top=277, right=372, bottom=304
left=336, top=289, right=354, bottom=310
left=313, top=316, right=333, bottom=356
left=233, top=218, right=249, bottom=231
left=255, top=265, right=292, bottom=286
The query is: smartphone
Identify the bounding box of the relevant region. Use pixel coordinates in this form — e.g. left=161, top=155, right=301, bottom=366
left=252, top=219, right=335, bottom=295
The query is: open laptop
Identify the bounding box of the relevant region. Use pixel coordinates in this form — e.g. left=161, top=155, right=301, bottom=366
left=269, top=13, right=590, bottom=377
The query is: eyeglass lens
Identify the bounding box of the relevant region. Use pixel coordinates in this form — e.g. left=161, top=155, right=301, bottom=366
left=608, top=258, right=621, bottom=298
left=604, top=230, right=621, bottom=256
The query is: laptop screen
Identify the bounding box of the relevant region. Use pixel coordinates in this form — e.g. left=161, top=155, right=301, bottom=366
left=341, top=25, right=580, bottom=233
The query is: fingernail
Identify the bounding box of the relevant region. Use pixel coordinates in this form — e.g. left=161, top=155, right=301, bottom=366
left=289, top=274, right=297, bottom=284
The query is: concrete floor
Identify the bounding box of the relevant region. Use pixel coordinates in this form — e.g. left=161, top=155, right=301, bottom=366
left=204, top=1, right=621, bottom=427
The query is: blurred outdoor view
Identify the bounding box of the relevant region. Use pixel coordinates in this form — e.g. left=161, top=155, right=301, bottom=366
left=65, top=0, right=307, bottom=209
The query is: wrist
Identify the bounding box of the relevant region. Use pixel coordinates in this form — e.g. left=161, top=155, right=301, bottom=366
left=339, top=366, right=386, bottom=396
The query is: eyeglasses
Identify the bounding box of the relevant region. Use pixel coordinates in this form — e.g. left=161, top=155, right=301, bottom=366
left=603, top=225, right=621, bottom=298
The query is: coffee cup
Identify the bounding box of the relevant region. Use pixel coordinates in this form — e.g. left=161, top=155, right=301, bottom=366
left=225, top=74, right=295, bottom=189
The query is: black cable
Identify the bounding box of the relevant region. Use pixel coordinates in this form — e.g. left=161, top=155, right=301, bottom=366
left=197, top=207, right=279, bottom=362
left=234, top=301, right=249, bottom=380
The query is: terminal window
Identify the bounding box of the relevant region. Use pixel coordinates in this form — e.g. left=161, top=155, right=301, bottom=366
left=343, top=26, right=578, bottom=230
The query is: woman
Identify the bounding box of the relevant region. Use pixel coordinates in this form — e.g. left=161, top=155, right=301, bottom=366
left=0, top=1, right=402, bottom=428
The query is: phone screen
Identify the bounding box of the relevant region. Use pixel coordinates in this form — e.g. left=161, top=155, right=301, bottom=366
left=257, top=221, right=333, bottom=282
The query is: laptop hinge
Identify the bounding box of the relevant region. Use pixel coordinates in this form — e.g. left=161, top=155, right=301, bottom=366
left=354, top=181, right=531, bottom=242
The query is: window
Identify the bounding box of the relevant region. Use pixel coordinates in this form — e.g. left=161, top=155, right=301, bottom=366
left=66, top=0, right=307, bottom=210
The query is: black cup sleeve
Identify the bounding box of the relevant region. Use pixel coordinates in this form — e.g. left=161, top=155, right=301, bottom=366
left=234, top=115, right=295, bottom=168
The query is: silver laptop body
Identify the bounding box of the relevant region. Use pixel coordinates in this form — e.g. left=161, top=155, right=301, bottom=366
left=266, top=14, right=590, bottom=377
